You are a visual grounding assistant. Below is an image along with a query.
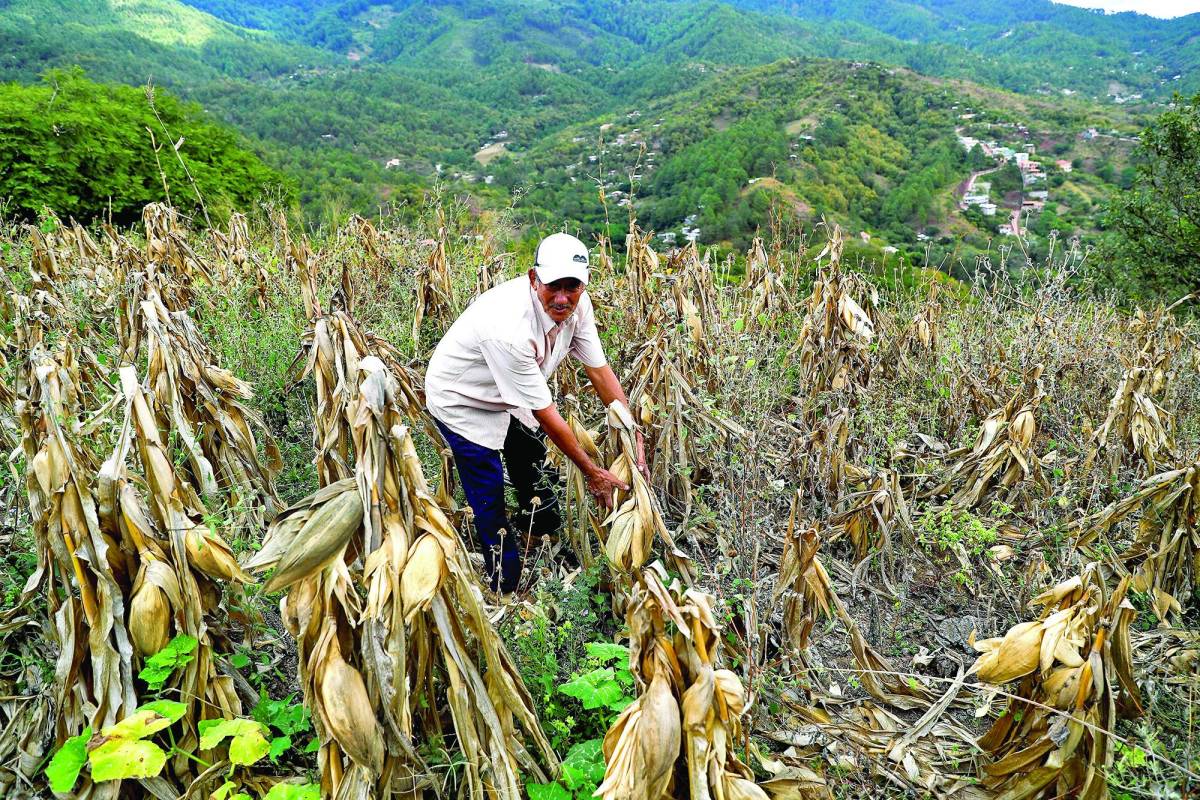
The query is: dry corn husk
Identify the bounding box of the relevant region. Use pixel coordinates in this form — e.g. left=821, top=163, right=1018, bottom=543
left=972, top=565, right=1142, bottom=799
left=596, top=565, right=765, bottom=800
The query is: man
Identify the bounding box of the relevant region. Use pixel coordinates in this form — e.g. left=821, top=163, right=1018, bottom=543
left=425, top=232, right=646, bottom=593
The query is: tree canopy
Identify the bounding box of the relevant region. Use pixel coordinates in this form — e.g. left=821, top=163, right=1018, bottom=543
left=0, top=69, right=291, bottom=224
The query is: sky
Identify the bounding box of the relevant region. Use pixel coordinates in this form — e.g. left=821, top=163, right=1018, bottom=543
left=1052, top=0, right=1200, bottom=17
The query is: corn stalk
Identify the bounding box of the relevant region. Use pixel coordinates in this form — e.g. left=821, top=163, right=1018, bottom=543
left=253, top=263, right=556, bottom=798
left=412, top=206, right=454, bottom=346
left=929, top=364, right=1048, bottom=509
left=1071, top=455, right=1200, bottom=623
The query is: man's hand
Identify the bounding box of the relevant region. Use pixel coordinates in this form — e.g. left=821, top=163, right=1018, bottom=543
left=634, top=429, right=650, bottom=481
left=586, top=466, right=629, bottom=511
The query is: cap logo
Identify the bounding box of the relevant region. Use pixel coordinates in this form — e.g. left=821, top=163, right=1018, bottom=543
left=572, top=253, right=588, bottom=263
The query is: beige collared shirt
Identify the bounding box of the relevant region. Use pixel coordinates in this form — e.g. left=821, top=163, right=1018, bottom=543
left=425, top=276, right=607, bottom=449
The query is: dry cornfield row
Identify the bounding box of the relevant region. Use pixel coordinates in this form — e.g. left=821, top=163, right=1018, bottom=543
left=0, top=204, right=1197, bottom=800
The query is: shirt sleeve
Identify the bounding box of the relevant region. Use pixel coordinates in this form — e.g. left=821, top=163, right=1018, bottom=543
left=479, top=338, right=554, bottom=411
left=569, top=294, right=608, bottom=368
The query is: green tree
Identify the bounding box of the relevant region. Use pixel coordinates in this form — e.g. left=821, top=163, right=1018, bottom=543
left=1101, top=93, right=1200, bottom=300
left=0, top=69, right=292, bottom=224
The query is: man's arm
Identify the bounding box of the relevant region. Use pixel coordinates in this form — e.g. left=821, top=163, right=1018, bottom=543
left=584, top=363, right=649, bottom=479
left=532, top=402, right=628, bottom=510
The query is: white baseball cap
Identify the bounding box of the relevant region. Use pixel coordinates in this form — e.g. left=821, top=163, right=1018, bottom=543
left=534, top=233, right=590, bottom=285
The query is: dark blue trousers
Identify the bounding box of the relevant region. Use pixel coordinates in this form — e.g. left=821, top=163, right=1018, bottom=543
left=435, top=418, right=561, bottom=592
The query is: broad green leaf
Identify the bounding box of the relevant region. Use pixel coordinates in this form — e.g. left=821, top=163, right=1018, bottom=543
left=198, top=718, right=270, bottom=765
left=561, top=739, right=605, bottom=789
left=45, top=727, right=90, bottom=794
left=584, top=642, right=629, bottom=668
left=526, top=781, right=572, bottom=800
left=88, top=738, right=167, bottom=782
left=268, top=735, right=292, bottom=763
left=559, top=668, right=614, bottom=709
left=212, top=781, right=237, bottom=800
left=103, top=704, right=183, bottom=741
left=261, top=782, right=321, bottom=800
left=136, top=700, right=187, bottom=725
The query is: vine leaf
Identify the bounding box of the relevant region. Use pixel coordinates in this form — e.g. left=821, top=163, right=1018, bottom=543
left=138, top=634, right=198, bottom=691
left=261, top=782, right=322, bottom=800
left=88, top=739, right=167, bottom=782
left=45, top=726, right=90, bottom=794
left=199, top=718, right=271, bottom=765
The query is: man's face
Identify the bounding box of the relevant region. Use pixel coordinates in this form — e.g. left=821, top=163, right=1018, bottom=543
left=529, top=270, right=584, bottom=324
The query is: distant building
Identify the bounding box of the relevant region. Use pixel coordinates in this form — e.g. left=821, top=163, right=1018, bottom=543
left=980, top=202, right=997, bottom=216
left=1055, top=159, right=1073, bottom=172
left=385, top=158, right=401, bottom=169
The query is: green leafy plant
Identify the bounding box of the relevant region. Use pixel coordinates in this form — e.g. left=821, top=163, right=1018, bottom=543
left=44, top=699, right=187, bottom=793
left=138, top=634, right=198, bottom=692
left=526, top=642, right=633, bottom=800
left=251, top=691, right=318, bottom=762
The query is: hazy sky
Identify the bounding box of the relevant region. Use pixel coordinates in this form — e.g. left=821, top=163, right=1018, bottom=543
left=1052, top=0, right=1200, bottom=17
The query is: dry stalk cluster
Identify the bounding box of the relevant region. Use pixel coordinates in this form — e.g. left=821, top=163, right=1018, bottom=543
left=1085, top=304, right=1187, bottom=477
left=970, top=564, right=1141, bottom=799
left=928, top=364, right=1048, bottom=510
left=1072, top=454, right=1200, bottom=622
left=249, top=257, right=555, bottom=799
left=596, top=564, right=766, bottom=800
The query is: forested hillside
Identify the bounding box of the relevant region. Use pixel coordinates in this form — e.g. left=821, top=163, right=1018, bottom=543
left=0, top=0, right=1187, bottom=285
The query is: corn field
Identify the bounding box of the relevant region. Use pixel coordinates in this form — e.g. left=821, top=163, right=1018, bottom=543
left=0, top=202, right=1198, bottom=800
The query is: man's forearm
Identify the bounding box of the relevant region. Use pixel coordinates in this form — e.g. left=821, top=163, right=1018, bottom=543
left=532, top=403, right=601, bottom=477
left=584, top=363, right=630, bottom=409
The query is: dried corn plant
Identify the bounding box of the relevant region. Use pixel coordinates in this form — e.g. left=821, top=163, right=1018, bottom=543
left=293, top=259, right=443, bottom=493
left=17, top=343, right=134, bottom=765
left=787, top=238, right=878, bottom=412
left=827, top=468, right=910, bottom=571
left=1085, top=363, right=1175, bottom=477
left=596, top=564, right=766, bottom=800
left=597, top=401, right=693, bottom=582
left=623, top=221, right=660, bottom=323
left=105, top=366, right=248, bottom=775
left=208, top=212, right=272, bottom=309
left=142, top=203, right=211, bottom=291
left=1084, top=304, right=1187, bottom=477
left=928, top=364, right=1048, bottom=510
left=126, top=277, right=282, bottom=526
left=251, top=354, right=557, bottom=800
left=412, top=206, right=455, bottom=345
left=625, top=332, right=747, bottom=520
left=971, top=565, right=1141, bottom=799
left=666, top=241, right=720, bottom=343
left=772, top=502, right=933, bottom=711
left=743, top=235, right=788, bottom=326
left=882, top=282, right=943, bottom=378
left=1071, top=454, right=1200, bottom=622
